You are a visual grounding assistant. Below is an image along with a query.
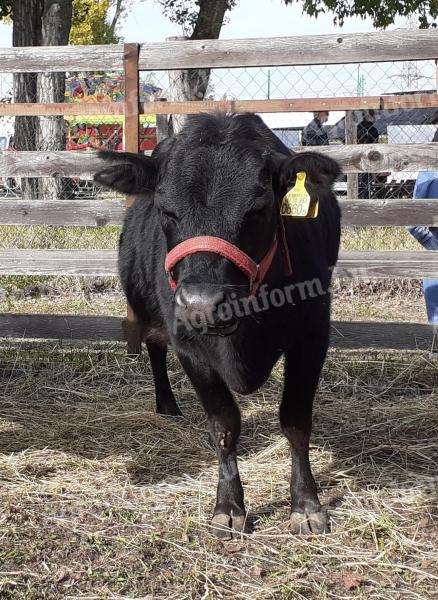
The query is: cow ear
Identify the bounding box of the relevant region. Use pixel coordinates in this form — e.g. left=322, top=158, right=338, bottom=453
left=272, top=151, right=341, bottom=195
left=94, top=150, right=157, bottom=194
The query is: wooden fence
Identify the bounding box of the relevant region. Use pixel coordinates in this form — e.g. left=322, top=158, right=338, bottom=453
left=1, top=30, right=438, bottom=351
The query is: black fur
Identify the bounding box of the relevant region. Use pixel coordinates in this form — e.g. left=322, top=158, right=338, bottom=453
left=95, top=113, right=341, bottom=536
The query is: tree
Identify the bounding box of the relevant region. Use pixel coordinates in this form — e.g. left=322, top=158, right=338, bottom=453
left=70, top=0, right=121, bottom=45
left=157, top=0, right=438, bottom=33
left=38, top=0, right=73, bottom=200
left=3, top=0, right=122, bottom=199
left=10, top=1, right=72, bottom=199
left=12, top=0, right=43, bottom=197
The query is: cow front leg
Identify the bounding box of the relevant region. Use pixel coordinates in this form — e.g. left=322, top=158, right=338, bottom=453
left=178, top=354, right=246, bottom=539
left=281, top=334, right=330, bottom=534
left=146, top=342, right=182, bottom=416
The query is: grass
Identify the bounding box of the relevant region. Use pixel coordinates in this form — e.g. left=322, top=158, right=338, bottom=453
left=0, top=347, right=437, bottom=599
left=0, top=224, right=421, bottom=252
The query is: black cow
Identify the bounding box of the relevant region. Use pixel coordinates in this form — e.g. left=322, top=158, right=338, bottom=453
left=95, top=113, right=341, bottom=538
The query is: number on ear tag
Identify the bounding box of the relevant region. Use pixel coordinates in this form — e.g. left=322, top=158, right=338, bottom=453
left=280, top=171, right=319, bottom=218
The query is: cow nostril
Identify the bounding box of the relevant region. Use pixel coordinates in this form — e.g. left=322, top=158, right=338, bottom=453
left=175, top=286, right=225, bottom=311
left=211, top=291, right=225, bottom=308
left=175, top=287, right=187, bottom=308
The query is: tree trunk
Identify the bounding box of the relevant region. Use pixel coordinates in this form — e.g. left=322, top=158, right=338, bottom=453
left=12, top=0, right=42, bottom=198
left=37, top=0, right=72, bottom=200
left=167, top=0, right=230, bottom=134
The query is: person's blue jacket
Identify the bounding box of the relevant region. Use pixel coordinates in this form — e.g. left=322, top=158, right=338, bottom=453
left=408, top=172, right=438, bottom=323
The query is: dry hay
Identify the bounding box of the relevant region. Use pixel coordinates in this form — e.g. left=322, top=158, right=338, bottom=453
left=0, top=345, right=437, bottom=600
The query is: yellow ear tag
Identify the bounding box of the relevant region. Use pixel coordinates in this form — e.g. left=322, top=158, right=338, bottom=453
left=280, top=171, right=319, bottom=218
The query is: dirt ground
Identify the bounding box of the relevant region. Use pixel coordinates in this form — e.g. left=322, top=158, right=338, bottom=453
left=0, top=347, right=437, bottom=600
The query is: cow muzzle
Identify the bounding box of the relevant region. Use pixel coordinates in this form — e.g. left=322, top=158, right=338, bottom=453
left=174, top=283, right=239, bottom=336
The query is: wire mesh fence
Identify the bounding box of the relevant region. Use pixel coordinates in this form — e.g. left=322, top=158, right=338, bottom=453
left=0, top=58, right=437, bottom=255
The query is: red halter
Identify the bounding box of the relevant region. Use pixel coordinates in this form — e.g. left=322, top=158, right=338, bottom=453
left=164, top=222, right=292, bottom=297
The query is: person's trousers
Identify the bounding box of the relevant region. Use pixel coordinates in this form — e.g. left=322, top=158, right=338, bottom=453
left=407, top=172, right=438, bottom=324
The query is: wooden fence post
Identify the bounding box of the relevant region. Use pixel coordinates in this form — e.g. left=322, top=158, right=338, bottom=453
left=345, top=110, right=359, bottom=200
left=156, top=98, right=170, bottom=142
left=123, top=42, right=142, bottom=355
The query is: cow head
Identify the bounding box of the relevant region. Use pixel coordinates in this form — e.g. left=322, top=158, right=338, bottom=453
left=95, top=113, right=340, bottom=336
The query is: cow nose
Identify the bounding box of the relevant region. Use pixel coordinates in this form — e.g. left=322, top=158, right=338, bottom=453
left=174, top=284, right=239, bottom=335
left=175, top=285, right=225, bottom=312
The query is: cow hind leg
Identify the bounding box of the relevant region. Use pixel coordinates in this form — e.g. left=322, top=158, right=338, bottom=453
left=179, top=355, right=246, bottom=539
left=280, top=332, right=330, bottom=535
left=146, top=342, right=182, bottom=416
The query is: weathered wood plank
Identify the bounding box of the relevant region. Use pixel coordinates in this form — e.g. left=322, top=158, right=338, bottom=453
left=0, top=314, right=435, bottom=351
left=0, top=30, right=436, bottom=74
left=0, top=45, right=124, bottom=73
left=0, top=198, right=437, bottom=227
left=0, top=93, right=437, bottom=118
left=336, top=251, right=438, bottom=279
left=330, top=320, right=437, bottom=351
left=0, top=144, right=437, bottom=178
left=0, top=250, right=118, bottom=276
left=0, top=199, right=125, bottom=227
left=0, top=250, right=436, bottom=278
left=294, top=143, right=438, bottom=174
left=340, top=199, right=438, bottom=226
left=0, top=145, right=438, bottom=179
left=138, top=94, right=438, bottom=115
left=137, top=30, right=438, bottom=69
left=0, top=102, right=124, bottom=117
left=0, top=151, right=107, bottom=179
left=0, top=314, right=124, bottom=342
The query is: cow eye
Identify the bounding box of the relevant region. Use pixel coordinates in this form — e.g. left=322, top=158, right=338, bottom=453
left=160, top=209, right=178, bottom=223
left=248, top=203, right=269, bottom=218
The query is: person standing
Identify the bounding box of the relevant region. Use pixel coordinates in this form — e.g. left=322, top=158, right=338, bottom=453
left=357, top=111, right=379, bottom=198
left=302, top=111, right=329, bottom=146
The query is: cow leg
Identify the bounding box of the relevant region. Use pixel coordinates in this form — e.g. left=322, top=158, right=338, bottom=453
left=146, top=342, right=182, bottom=416
left=281, top=333, right=329, bottom=534
left=178, top=355, right=246, bottom=539
left=124, top=304, right=143, bottom=356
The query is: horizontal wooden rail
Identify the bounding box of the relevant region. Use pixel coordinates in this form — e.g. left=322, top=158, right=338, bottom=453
left=0, top=314, right=435, bottom=351
left=0, top=250, right=436, bottom=278
left=0, top=45, right=124, bottom=73
left=139, top=93, right=438, bottom=115
left=1, top=93, right=438, bottom=117
left=0, top=151, right=106, bottom=179
left=330, top=320, right=436, bottom=351
left=137, top=30, right=438, bottom=70
left=0, top=198, right=438, bottom=228
left=296, top=143, right=438, bottom=174
left=340, top=199, right=438, bottom=226
left=0, top=102, right=125, bottom=117
left=1, top=30, right=437, bottom=72
left=0, top=199, right=125, bottom=227
left=335, top=251, right=437, bottom=278
left=1, top=144, right=438, bottom=178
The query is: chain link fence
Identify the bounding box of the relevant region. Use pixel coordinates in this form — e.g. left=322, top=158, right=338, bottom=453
left=0, top=58, right=436, bottom=256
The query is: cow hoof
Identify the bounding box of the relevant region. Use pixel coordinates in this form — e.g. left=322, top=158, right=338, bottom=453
left=211, top=512, right=246, bottom=540
left=156, top=396, right=183, bottom=416
left=289, top=509, right=329, bottom=535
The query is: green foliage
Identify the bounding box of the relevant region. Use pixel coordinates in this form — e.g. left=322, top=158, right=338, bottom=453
left=71, top=0, right=121, bottom=45
left=156, top=0, right=438, bottom=31
left=283, top=0, right=438, bottom=28
left=0, top=0, right=12, bottom=21
left=0, top=0, right=122, bottom=44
